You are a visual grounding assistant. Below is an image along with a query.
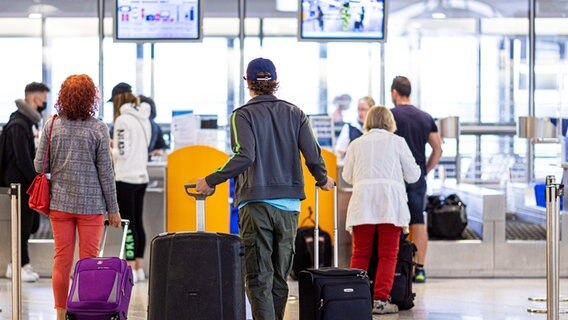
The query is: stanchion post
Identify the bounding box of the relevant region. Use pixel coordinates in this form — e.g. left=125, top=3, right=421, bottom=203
left=10, top=183, right=21, bottom=320
left=527, top=175, right=566, bottom=316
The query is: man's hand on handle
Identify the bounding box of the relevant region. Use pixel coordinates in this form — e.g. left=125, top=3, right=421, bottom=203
left=320, top=176, right=335, bottom=191
left=108, top=212, right=122, bottom=228
left=196, top=178, right=215, bottom=196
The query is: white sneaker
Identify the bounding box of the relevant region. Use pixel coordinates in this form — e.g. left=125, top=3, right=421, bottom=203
left=7, top=263, right=40, bottom=282
left=372, top=299, right=399, bottom=314
left=137, top=268, right=146, bottom=282
left=23, top=264, right=40, bottom=281
left=132, top=268, right=138, bottom=283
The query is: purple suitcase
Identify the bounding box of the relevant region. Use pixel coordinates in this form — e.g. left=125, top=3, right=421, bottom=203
left=66, top=220, right=134, bottom=320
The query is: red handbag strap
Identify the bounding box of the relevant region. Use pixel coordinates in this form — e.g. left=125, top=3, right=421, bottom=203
left=41, top=115, right=57, bottom=174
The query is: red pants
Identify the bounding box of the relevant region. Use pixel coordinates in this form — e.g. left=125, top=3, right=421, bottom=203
left=50, top=211, right=104, bottom=309
left=350, top=224, right=401, bottom=301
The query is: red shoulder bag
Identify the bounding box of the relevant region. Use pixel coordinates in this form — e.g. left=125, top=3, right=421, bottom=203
left=27, top=115, right=57, bottom=216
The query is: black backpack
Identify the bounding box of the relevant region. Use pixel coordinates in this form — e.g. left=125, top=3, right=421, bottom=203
left=427, top=194, right=468, bottom=239
left=0, top=118, right=28, bottom=187
left=290, top=206, right=332, bottom=280
left=367, top=234, right=416, bottom=310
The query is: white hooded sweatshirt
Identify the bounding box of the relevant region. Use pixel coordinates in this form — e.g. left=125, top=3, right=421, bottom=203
left=112, top=102, right=152, bottom=184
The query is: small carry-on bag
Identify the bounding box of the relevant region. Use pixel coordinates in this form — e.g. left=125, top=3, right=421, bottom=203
left=427, top=194, right=468, bottom=239
left=299, top=185, right=373, bottom=320
left=66, top=219, right=134, bottom=320
left=147, top=184, right=245, bottom=320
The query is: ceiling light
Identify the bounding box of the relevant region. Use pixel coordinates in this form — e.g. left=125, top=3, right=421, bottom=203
left=431, top=12, right=447, bottom=19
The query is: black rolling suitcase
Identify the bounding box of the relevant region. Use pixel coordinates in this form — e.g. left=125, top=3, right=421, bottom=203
left=299, top=185, right=373, bottom=320
left=147, top=184, right=245, bottom=320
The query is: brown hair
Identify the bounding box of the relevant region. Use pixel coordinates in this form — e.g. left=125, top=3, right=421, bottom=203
left=55, top=74, right=98, bottom=121
left=391, top=76, right=411, bottom=97
left=112, top=92, right=139, bottom=121
left=364, top=106, right=397, bottom=133
left=247, top=72, right=279, bottom=95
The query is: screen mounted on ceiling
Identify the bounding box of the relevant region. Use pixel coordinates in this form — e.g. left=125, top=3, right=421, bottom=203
left=298, top=0, right=387, bottom=42
left=114, top=0, right=202, bottom=42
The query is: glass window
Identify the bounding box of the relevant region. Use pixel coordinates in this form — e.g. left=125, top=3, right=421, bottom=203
left=153, top=38, right=229, bottom=124
left=0, top=38, right=42, bottom=121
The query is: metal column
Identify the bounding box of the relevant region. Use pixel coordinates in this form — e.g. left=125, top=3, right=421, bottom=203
left=237, top=0, right=246, bottom=106
left=527, top=0, right=536, bottom=182
left=97, top=0, right=105, bottom=118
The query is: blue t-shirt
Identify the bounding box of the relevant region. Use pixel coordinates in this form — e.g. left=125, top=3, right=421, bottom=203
left=238, top=198, right=301, bottom=212
left=391, top=104, right=438, bottom=178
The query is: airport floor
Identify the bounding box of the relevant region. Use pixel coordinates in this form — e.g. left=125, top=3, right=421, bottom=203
left=0, top=278, right=566, bottom=319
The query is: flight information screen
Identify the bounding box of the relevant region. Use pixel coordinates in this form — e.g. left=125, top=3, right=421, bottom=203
left=115, top=0, right=201, bottom=42
left=299, top=0, right=387, bottom=42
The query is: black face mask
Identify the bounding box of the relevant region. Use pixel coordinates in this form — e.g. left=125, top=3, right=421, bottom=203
left=37, top=102, right=47, bottom=113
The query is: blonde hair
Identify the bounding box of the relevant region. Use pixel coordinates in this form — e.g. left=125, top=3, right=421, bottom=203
left=364, top=106, right=397, bottom=133
left=112, top=92, right=139, bottom=122
left=359, top=96, right=375, bottom=108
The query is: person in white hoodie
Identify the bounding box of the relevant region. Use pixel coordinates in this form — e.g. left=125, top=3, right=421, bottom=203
left=342, top=105, right=421, bottom=315
left=109, top=82, right=151, bottom=282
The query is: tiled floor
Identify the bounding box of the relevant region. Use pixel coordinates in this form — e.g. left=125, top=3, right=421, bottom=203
left=0, top=278, right=566, bottom=319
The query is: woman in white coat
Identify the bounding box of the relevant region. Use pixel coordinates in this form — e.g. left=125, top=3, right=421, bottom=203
left=342, top=106, right=421, bottom=315
left=109, top=83, right=151, bottom=283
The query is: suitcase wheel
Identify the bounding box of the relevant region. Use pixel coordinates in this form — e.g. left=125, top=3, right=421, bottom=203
left=109, top=314, right=120, bottom=320
left=66, top=314, right=75, bottom=320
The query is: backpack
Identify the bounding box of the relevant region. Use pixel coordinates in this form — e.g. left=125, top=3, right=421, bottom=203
left=367, top=234, right=416, bottom=310
left=290, top=206, right=332, bottom=280
left=0, top=118, right=28, bottom=187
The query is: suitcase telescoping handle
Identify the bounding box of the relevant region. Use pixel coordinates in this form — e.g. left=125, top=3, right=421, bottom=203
left=184, top=183, right=215, bottom=232
left=99, top=219, right=130, bottom=259
left=314, top=183, right=338, bottom=269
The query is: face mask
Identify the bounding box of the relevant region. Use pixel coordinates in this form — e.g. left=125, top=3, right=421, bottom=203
left=37, top=101, right=47, bottom=113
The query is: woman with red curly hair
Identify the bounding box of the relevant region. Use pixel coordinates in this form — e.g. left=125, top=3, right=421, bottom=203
left=34, top=74, right=122, bottom=320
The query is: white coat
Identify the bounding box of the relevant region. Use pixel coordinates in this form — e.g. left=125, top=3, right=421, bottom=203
left=342, top=129, right=421, bottom=232
left=112, top=102, right=151, bottom=184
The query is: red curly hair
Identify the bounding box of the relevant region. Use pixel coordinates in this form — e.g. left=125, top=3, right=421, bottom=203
left=55, top=74, right=99, bottom=120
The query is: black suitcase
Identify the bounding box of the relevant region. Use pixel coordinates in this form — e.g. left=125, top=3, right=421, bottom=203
left=427, top=194, right=468, bottom=239
left=147, top=184, right=245, bottom=320
left=291, top=209, right=332, bottom=280
left=299, top=186, right=373, bottom=320
left=367, top=234, right=416, bottom=310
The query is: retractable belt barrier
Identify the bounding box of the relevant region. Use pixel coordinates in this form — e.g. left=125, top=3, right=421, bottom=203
left=0, top=184, right=22, bottom=320
left=527, top=175, right=566, bottom=318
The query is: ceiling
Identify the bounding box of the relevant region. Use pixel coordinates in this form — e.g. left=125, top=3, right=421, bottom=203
left=0, top=0, right=566, bottom=19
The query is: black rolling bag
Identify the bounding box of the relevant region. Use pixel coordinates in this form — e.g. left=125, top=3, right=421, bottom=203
left=147, top=184, right=245, bottom=320
left=299, top=185, right=373, bottom=320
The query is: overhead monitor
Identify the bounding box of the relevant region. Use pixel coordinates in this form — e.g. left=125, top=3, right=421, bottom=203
left=298, top=0, right=387, bottom=42
left=114, top=0, right=202, bottom=42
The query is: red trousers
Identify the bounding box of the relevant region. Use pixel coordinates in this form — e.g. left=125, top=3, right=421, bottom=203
left=350, top=224, right=401, bottom=301
left=50, top=211, right=104, bottom=309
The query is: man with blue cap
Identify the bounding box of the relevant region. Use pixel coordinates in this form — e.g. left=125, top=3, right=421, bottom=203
left=196, top=57, right=335, bottom=319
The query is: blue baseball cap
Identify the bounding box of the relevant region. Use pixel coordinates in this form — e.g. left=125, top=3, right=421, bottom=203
left=244, top=58, right=277, bottom=81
